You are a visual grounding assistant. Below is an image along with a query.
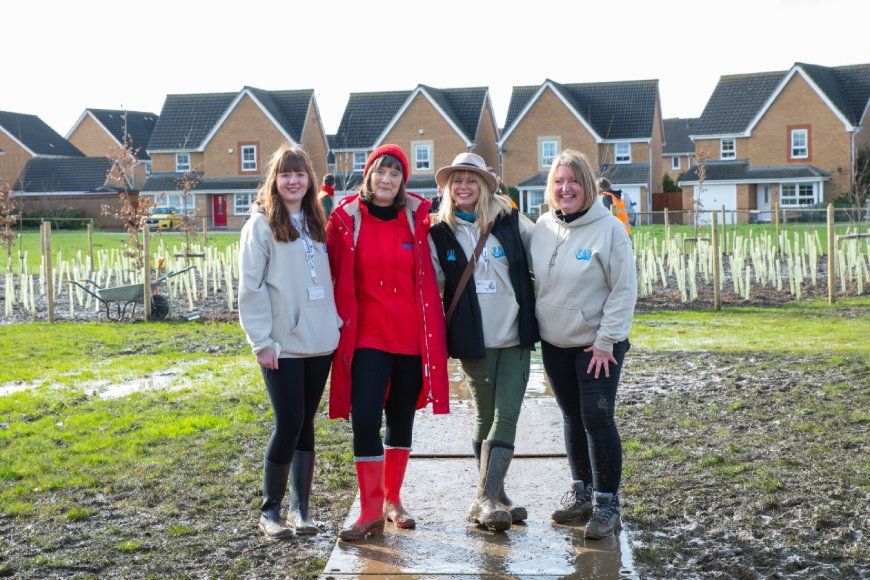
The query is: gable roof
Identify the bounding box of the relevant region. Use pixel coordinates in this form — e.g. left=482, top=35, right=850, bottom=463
left=73, top=109, right=159, bottom=160
left=0, top=110, right=83, bottom=157
left=692, top=62, right=870, bottom=137
left=663, top=118, right=698, bottom=155
left=147, top=87, right=314, bottom=152
left=14, top=157, right=115, bottom=192
left=501, top=79, right=660, bottom=144
left=332, top=85, right=489, bottom=150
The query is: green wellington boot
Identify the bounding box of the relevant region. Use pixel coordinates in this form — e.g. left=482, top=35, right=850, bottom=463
left=467, top=440, right=513, bottom=532
left=472, top=440, right=526, bottom=523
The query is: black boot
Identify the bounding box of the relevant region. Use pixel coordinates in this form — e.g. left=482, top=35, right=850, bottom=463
left=472, top=440, right=526, bottom=523
left=287, top=450, right=319, bottom=535
left=259, top=460, right=293, bottom=539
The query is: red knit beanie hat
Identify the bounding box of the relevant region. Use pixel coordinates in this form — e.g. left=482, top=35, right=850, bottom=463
left=363, top=144, right=410, bottom=184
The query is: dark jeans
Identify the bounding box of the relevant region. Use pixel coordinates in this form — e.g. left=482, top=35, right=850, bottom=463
left=541, top=339, right=630, bottom=494
left=351, top=348, right=422, bottom=458
left=260, top=354, right=332, bottom=464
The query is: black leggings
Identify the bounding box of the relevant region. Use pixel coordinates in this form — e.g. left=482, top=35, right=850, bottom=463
left=261, top=354, right=332, bottom=464
left=351, top=348, right=423, bottom=458
left=541, top=339, right=630, bottom=494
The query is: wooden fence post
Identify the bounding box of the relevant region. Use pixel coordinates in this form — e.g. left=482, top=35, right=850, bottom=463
left=827, top=203, right=835, bottom=304
left=664, top=207, right=670, bottom=237
left=143, top=225, right=151, bottom=321
left=42, top=221, right=55, bottom=323
left=711, top=212, right=721, bottom=310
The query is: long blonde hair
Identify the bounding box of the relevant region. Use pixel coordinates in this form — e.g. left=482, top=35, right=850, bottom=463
left=438, top=170, right=512, bottom=230
left=545, top=149, right=598, bottom=213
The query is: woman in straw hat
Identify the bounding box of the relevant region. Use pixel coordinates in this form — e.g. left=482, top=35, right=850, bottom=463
left=529, top=149, right=636, bottom=539
left=326, top=144, right=449, bottom=541
left=428, top=152, right=538, bottom=532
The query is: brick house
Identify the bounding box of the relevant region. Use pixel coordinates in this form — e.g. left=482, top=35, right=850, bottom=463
left=679, top=62, right=870, bottom=223
left=498, top=79, right=663, bottom=217
left=143, top=86, right=329, bottom=230
left=662, top=117, right=697, bottom=182
left=331, top=85, right=499, bottom=199
left=0, top=110, right=83, bottom=189
left=66, top=109, right=159, bottom=189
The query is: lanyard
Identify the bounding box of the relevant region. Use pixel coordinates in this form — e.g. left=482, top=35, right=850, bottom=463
left=292, top=214, right=319, bottom=285
left=461, top=223, right=488, bottom=273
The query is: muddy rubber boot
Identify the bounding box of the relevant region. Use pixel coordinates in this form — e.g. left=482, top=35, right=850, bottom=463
left=467, top=440, right=512, bottom=532
left=472, top=440, right=526, bottom=523
left=383, top=447, right=416, bottom=529
left=339, top=459, right=385, bottom=542
left=584, top=492, right=622, bottom=540
left=259, top=460, right=293, bottom=539
left=551, top=480, right=593, bottom=524
left=287, top=450, right=319, bottom=535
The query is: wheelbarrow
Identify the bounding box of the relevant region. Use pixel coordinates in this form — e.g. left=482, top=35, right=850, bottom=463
left=68, top=266, right=195, bottom=321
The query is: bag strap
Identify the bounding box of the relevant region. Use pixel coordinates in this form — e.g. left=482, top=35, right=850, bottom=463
left=445, top=223, right=492, bottom=327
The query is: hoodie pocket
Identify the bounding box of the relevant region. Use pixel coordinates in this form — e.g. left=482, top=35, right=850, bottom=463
left=283, top=304, right=341, bottom=355
left=536, top=300, right=595, bottom=345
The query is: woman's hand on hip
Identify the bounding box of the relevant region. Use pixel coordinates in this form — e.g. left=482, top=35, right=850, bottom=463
left=256, top=347, right=279, bottom=370
left=584, top=345, right=617, bottom=379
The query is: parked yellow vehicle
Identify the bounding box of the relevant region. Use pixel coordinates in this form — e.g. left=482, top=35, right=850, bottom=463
left=144, top=206, right=183, bottom=230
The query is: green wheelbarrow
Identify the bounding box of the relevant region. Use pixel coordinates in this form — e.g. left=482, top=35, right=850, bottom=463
left=68, top=266, right=195, bottom=321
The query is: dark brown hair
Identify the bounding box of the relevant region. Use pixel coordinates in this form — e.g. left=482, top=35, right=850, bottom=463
left=359, top=154, right=406, bottom=209
left=255, top=145, right=326, bottom=243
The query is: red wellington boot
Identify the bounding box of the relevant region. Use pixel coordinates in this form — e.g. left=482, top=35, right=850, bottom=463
left=339, top=459, right=385, bottom=541
left=383, top=447, right=416, bottom=529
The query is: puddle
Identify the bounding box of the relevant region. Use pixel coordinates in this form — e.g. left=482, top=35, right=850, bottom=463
left=0, top=382, right=41, bottom=397
left=85, top=372, right=186, bottom=400
left=448, top=351, right=552, bottom=401
left=323, top=458, right=638, bottom=578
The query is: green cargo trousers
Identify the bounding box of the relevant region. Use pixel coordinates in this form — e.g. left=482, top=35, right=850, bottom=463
left=460, top=346, right=531, bottom=444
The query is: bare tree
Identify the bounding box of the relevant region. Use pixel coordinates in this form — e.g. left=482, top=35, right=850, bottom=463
left=175, top=170, right=202, bottom=257
left=0, top=181, right=19, bottom=272
left=847, top=146, right=869, bottom=224
left=690, top=150, right=709, bottom=235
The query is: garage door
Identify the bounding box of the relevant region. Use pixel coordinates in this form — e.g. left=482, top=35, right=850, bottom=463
left=695, top=184, right=736, bottom=224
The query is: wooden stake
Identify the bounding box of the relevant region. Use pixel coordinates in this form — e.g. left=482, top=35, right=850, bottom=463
left=143, top=225, right=151, bottom=321
left=773, top=200, right=780, bottom=254
left=42, top=222, right=55, bottom=323
left=664, top=207, right=670, bottom=236
left=87, top=221, right=94, bottom=271
left=721, top=204, right=728, bottom=254
left=827, top=203, right=835, bottom=304
left=711, top=212, right=721, bottom=311
left=202, top=217, right=209, bottom=246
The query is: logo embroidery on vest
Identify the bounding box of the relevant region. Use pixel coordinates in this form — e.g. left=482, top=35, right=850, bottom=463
left=491, top=246, right=505, bottom=258
left=576, top=248, right=593, bottom=261
left=446, top=249, right=456, bottom=261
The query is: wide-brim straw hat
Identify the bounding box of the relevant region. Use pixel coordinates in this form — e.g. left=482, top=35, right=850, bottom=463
left=435, top=152, right=498, bottom=193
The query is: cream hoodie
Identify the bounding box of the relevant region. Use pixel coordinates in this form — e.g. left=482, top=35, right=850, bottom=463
left=238, top=209, right=341, bottom=358
left=530, top=202, right=636, bottom=352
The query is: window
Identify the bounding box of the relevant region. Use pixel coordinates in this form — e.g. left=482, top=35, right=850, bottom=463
left=413, top=143, right=432, bottom=172
left=144, top=162, right=152, bottom=177
left=720, top=138, right=735, bottom=160
left=671, top=157, right=680, bottom=170
left=540, top=140, right=558, bottom=167
left=780, top=183, right=816, bottom=206
left=615, top=143, right=631, bottom=163
left=234, top=193, right=255, bottom=215
left=353, top=152, right=366, bottom=172
left=790, top=128, right=808, bottom=159
left=175, top=153, right=190, bottom=172
left=523, top=189, right=545, bottom=215
left=240, top=145, right=257, bottom=172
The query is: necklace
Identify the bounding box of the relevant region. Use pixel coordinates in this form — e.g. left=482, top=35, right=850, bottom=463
left=548, top=223, right=571, bottom=275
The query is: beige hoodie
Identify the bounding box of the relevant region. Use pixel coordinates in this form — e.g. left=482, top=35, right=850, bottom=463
left=530, top=202, right=636, bottom=352
left=238, top=209, right=341, bottom=358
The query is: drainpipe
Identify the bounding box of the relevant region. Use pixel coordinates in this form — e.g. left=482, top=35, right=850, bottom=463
left=648, top=141, right=653, bottom=221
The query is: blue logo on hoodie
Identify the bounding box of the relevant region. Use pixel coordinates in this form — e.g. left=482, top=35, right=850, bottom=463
left=446, top=249, right=456, bottom=262
left=576, top=248, right=593, bottom=261
left=491, top=246, right=505, bottom=258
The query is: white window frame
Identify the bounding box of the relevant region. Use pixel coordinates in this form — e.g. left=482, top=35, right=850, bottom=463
left=240, top=145, right=258, bottom=172
left=671, top=156, right=680, bottom=170
left=144, top=161, right=152, bottom=177
left=234, top=192, right=256, bottom=215
left=720, top=138, right=736, bottom=160
left=175, top=152, right=191, bottom=172
left=779, top=182, right=817, bottom=207
left=412, top=142, right=432, bottom=173
left=521, top=188, right=546, bottom=216
left=539, top=138, right=559, bottom=168
left=352, top=152, right=367, bottom=172
left=790, top=129, right=808, bottom=159
left=615, top=143, right=631, bottom=164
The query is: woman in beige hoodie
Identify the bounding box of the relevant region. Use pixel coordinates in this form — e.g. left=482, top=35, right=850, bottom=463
left=529, top=150, right=637, bottom=540
left=238, top=146, right=341, bottom=539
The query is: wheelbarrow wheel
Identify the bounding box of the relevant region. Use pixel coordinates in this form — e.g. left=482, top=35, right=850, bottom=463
left=151, top=294, right=170, bottom=320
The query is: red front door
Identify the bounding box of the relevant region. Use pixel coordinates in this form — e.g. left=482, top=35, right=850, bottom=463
left=213, top=195, right=227, bottom=228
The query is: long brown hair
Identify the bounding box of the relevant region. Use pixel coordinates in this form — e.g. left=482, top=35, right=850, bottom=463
left=255, top=145, right=326, bottom=243
left=359, top=154, right=407, bottom=209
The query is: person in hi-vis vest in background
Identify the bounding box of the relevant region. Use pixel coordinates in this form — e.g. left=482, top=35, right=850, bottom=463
left=597, top=177, right=631, bottom=235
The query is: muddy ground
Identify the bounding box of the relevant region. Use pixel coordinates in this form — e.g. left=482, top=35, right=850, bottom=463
left=1, top=351, right=866, bottom=578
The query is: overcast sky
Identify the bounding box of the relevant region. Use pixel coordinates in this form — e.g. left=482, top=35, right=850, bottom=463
left=2, top=0, right=868, bottom=139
